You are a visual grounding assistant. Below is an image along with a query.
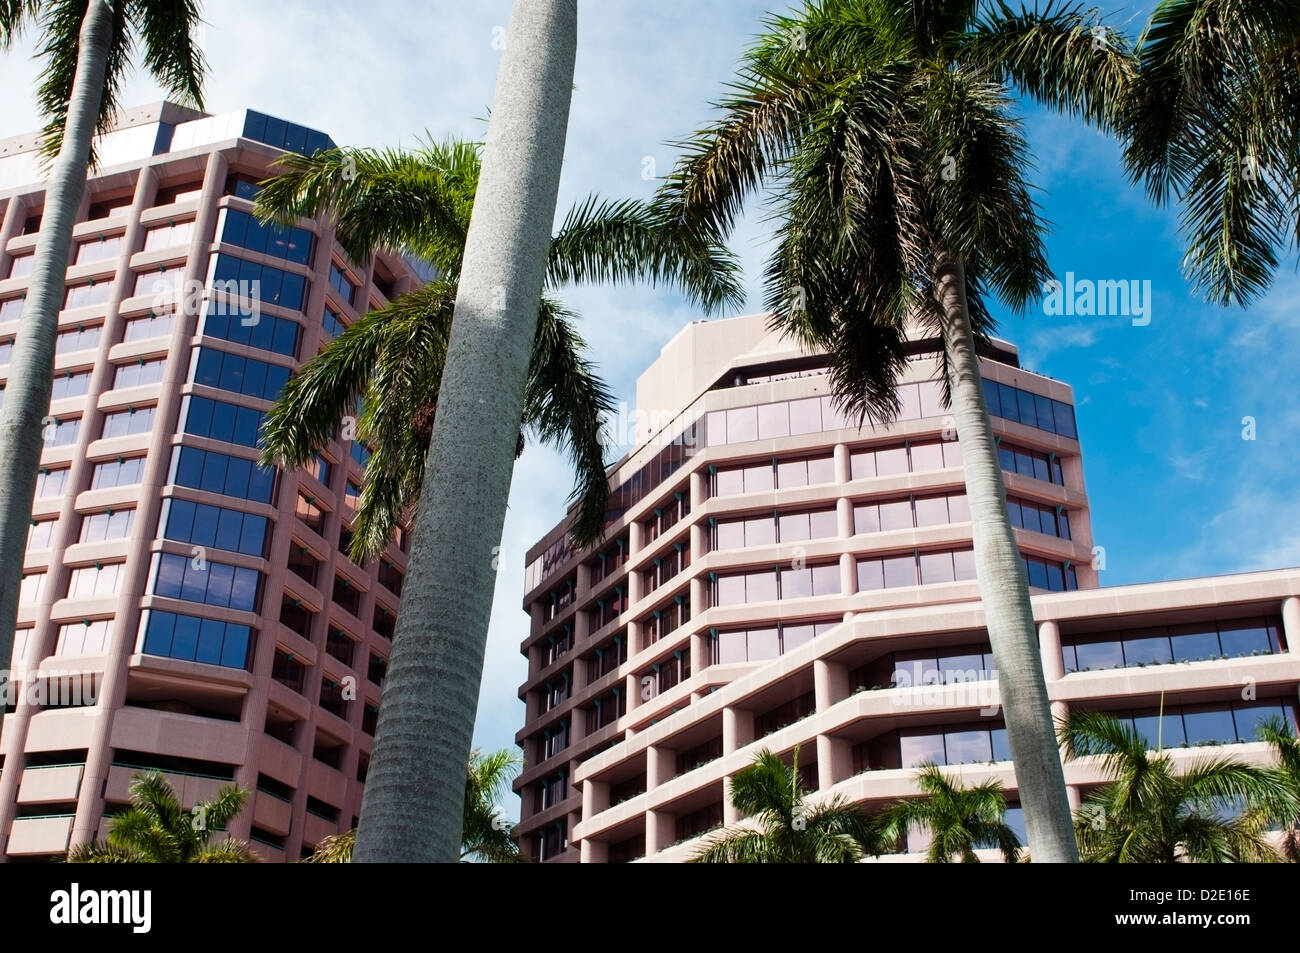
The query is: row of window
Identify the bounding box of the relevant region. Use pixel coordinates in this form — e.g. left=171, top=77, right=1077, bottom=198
left=139, top=609, right=251, bottom=670
left=713, top=564, right=841, bottom=606
left=712, top=454, right=836, bottom=497
left=982, top=379, right=1078, bottom=439
left=202, top=306, right=300, bottom=358
left=151, top=552, right=261, bottom=613
left=192, top=346, right=291, bottom=403
left=182, top=395, right=266, bottom=448
left=210, top=253, right=306, bottom=312
left=171, top=446, right=275, bottom=503
left=711, top=619, right=840, bottom=664
left=1063, top=618, right=1283, bottom=673
left=220, top=209, right=313, bottom=266
left=712, top=508, right=838, bottom=551
left=161, top=498, right=269, bottom=558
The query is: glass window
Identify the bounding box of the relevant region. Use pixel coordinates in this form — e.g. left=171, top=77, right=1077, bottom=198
left=744, top=462, right=775, bottom=492
left=783, top=624, right=816, bottom=653
left=952, top=549, right=976, bottom=580
left=1218, top=622, right=1274, bottom=658
left=56, top=324, right=102, bottom=353
left=910, top=442, right=944, bottom=472
left=79, top=509, right=135, bottom=543
left=36, top=467, right=70, bottom=497
left=1169, top=626, right=1221, bottom=663
left=715, top=575, right=746, bottom=606
left=746, top=515, right=776, bottom=546
left=123, top=311, right=175, bottom=342
left=811, top=563, right=840, bottom=595
left=114, top=358, right=166, bottom=389
left=775, top=459, right=806, bottom=488
left=91, top=456, right=145, bottom=489
left=809, top=509, right=838, bottom=539
left=850, top=450, right=875, bottom=480
left=876, top=446, right=908, bottom=476
left=1074, top=640, right=1123, bottom=671
left=854, top=504, right=880, bottom=535
left=919, top=551, right=955, bottom=584
left=726, top=407, right=757, bottom=443
left=1026, top=558, right=1050, bottom=589
left=781, top=567, right=812, bottom=598
left=1134, top=712, right=1185, bottom=749
left=717, top=630, right=747, bottom=664
left=856, top=558, right=884, bottom=590
left=757, top=403, right=789, bottom=439
left=807, top=456, right=835, bottom=484
left=882, top=555, right=917, bottom=588
left=1124, top=635, right=1172, bottom=666
left=714, top=467, right=744, bottom=497
left=715, top=519, right=745, bottom=550
left=746, top=569, right=778, bottom=602
left=1233, top=703, right=1286, bottom=744
left=879, top=500, right=912, bottom=531
left=142, top=220, right=195, bottom=251
left=50, top=371, right=91, bottom=400
left=897, top=384, right=922, bottom=420
left=900, top=731, right=946, bottom=768
left=788, top=398, right=822, bottom=435
left=778, top=511, right=810, bottom=543
left=101, top=406, right=155, bottom=439
left=1053, top=400, right=1077, bottom=439
left=946, top=729, right=993, bottom=764
left=1183, top=707, right=1237, bottom=746
left=913, top=496, right=949, bottom=527
left=748, top=627, right=780, bottom=660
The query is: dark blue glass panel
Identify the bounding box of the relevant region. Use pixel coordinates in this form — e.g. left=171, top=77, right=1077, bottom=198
left=233, top=407, right=261, bottom=446
left=1035, top=394, right=1056, bottom=433
left=215, top=508, right=244, bottom=551
left=1016, top=389, right=1038, bottom=428
left=220, top=625, right=250, bottom=668
left=239, top=515, right=267, bottom=556
left=189, top=503, right=218, bottom=547
left=999, top=384, right=1019, bottom=423
left=198, top=452, right=227, bottom=494
left=225, top=456, right=252, bottom=496
left=142, top=611, right=176, bottom=656
left=171, top=613, right=201, bottom=660
left=165, top=499, right=196, bottom=542
left=1053, top=400, right=1077, bottom=439
left=983, top=378, right=1001, bottom=416
left=195, top=618, right=225, bottom=665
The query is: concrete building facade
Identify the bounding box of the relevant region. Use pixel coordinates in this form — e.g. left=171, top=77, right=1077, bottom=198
left=0, top=103, right=417, bottom=861
left=514, top=313, right=1299, bottom=862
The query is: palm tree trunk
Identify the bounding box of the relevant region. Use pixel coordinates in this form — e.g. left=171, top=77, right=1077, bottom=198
left=0, top=1, right=113, bottom=712
left=932, top=253, right=1079, bottom=863
left=353, top=0, right=578, bottom=863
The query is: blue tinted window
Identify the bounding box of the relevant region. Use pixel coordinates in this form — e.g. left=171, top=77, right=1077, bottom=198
left=203, top=306, right=300, bottom=358
left=221, top=210, right=312, bottom=266
left=982, top=378, right=1001, bottom=417
left=999, top=384, right=1019, bottom=423
left=1053, top=400, right=1077, bottom=439
left=192, top=347, right=290, bottom=402
left=140, top=609, right=251, bottom=670
left=171, top=447, right=274, bottom=503
left=183, top=396, right=266, bottom=449
left=210, top=254, right=307, bottom=311
left=162, top=498, right=267, bottom=557
left=152, top=552, right=260, bottom=612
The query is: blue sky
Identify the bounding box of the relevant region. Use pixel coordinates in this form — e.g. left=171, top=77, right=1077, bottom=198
left=2, top=1, right=1297, bottom=801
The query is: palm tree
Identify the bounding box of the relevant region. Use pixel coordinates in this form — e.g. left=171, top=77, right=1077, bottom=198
left=691, top=746, right=884, bottom=862
left=0, top=0, right=206, bottom=731
left=1121, top=0, right=1300, bottom=306
left=1257, top=715, right=1300, bottom=861
left=306, top=748, right=527, bottom=863
left=65, top=770, right=255, bottom=863
left=259, top=0, right=740, bottom=864
left=655, top=0, right=1139, bottom=863
left=1061, top=709, right=1289, bottom=862
left=878, top=763, right=1021, bottom=862
left=253, top=139, right=736, bottom=559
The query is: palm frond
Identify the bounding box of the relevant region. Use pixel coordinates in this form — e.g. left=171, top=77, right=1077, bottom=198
left=129, top=0, right=206, bottom=109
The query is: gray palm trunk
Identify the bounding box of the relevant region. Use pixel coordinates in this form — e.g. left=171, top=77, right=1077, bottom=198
left=0, top=0, right=114, bottom=713
left=353, top=0, right=578, bottom=862
left=932, top=255, right=1079, bottom=863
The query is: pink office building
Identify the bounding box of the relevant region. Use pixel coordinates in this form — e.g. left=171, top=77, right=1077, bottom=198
left=0, top=103, right=419, bottom=861
left=515, top=313, right=1300, bottom=862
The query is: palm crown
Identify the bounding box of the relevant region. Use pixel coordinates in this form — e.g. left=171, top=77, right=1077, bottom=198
left=1121, top=0, right=1300, bottom=306
left=66, top=770, right=256, bottom=863
left=656, top=0, right=1135, bottom=423
left=691, top=746, right=883, bottom=862
left=1060, top=709, right=1294, bottom=863
left=878, top=762, right=1022, bottom=862
left=254, top=139, right=743, bottom=556
left=0, top=0, right=206, bottom=162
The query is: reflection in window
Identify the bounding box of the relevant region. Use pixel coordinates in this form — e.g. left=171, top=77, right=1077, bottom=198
left=139, top=609, right=252, bottom=669
left=1062, top=618, right=1283, bottom=673
left=151, top=552, right=260, bottom=612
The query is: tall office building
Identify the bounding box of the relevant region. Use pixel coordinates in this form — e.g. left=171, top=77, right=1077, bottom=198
left=0, top=102, right=419, bottom=861
left=515, top=313, right=1300, bottom=861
